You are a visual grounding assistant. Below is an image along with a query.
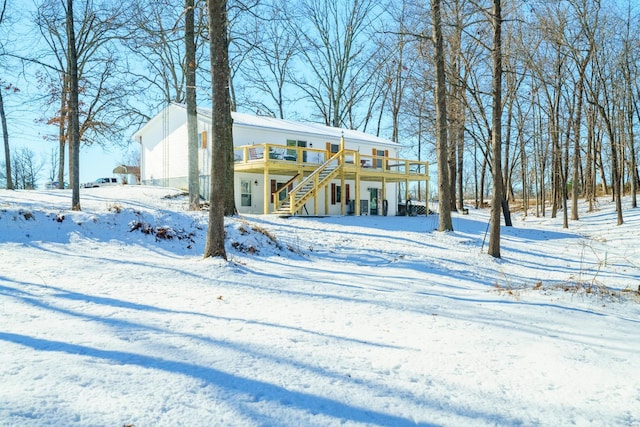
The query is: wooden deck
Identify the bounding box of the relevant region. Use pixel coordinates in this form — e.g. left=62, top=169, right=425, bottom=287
left=233, top=143, right=429, bottom=214
left=234, top=144, right=428, bottom=182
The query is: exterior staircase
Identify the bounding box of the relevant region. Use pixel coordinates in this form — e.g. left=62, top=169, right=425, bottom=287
left=273, top=151, right=343, bottom=215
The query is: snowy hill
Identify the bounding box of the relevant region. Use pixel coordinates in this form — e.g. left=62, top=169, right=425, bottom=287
left=1, top=186, right=639, bottom=426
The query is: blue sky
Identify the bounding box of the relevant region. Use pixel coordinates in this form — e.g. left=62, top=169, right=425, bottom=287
left=2, top=82, right=130, bottom=187
left=2, top=1, right=134, bottom=187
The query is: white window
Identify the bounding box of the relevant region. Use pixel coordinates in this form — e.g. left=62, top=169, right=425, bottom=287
left=240, top=180, right=252, bottom=207
left=376, top=149, right=385, bottom=168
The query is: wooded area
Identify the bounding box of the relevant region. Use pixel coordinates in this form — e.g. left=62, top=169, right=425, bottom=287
left=1, top=0, right=639, bottom=256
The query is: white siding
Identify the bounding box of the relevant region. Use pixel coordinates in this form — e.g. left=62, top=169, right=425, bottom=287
left=136, top=104, right=404, bottom=215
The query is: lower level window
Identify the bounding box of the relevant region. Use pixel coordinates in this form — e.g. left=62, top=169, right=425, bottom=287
left=241, top=180, right=252, bottom=207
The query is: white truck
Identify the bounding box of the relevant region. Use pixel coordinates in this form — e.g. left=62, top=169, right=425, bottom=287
left=84, top=177, right=118, bottom=188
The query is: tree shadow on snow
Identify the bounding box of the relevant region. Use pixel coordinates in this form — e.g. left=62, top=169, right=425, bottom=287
left=0, top=331, right=527, bottom=426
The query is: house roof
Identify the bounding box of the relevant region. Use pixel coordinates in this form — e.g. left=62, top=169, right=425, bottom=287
left=197, top=106, right=397, bottom=147
left=133, top=103, right=398, bottom=148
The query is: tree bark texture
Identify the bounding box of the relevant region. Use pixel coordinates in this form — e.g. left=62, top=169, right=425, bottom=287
left=58, top=75, right=68, bottom=189
left=488, top=0, right=503, bottom=258
left=204, top=0, right=231, bottom=259
left=431, top=0, right=453, bottom=232
left=0, top=88, right=13, bottom=189
left=66, top=0, right=81, bottom=210
left=186, top=0, right=200, bottom=211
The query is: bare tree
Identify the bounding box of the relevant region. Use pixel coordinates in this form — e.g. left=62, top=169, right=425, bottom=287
left=46, top=146, right=60, bottom=183
left=11, top=147, right=44, bottom=190
left=431, top=0, right=453, bottom=232
left=204, top=0, right=232, bottom=260
left=186, top=0, right=200, bottom=210
left=462, top=43, right=492, bottom=210
left=36, top=0, right=137, bottom=197
left=373, top=0, right=423, bottom=142
left=566, top=0, right=597, bottom=221
left=234, top=1, right=298, bottom=119
left=586, top=8, right=624, bottom=226
left=0, top=0, right=13, bottom=190
left=487, top=0, right=503, bottom=258
left=0, top=82, right=13, bottom=190
left=65, top=0, right=81, bottom=209
left=290, top=0, right=379, bottom=128
left=125, top=0, right=209, bottom=110
left=446, top=0, right=469, bottom=212
left=403, top=45, right=435, bottom=200
left=621, top=0, right=638, bottom=209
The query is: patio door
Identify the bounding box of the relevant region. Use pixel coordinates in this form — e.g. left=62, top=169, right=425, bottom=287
left=369, top=188, right=379, bottom=215
left=286, top=140, right=307, bottom=162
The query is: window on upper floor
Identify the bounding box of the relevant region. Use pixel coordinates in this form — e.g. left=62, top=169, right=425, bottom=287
left=286, top=139, right=307, bottom=162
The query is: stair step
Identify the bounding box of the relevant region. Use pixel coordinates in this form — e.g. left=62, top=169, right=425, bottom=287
left=277, top=153, right=343, bottom=214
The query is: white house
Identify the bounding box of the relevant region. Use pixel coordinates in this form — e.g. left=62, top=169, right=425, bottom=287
left=133, top=103, right=429, bottom=216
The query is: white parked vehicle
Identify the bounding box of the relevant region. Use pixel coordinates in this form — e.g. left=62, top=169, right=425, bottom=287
left=84, top=177, right=118, bottom=188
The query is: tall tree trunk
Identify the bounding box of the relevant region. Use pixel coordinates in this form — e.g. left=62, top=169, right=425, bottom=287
left=0, top=1, right=8, bottom=190
left=224, top=129, right=237, bottom=216
left=480, top=155, right=487, bottom=207
left=186, top=0, right=200, bottom=211
left=474, top=138, right=479, bottom=209
left=550, top=104, right=560, bottom=219
left=488, top=0, right=503, bottom=258
left=535, top=138, right=543, bottom=217
left=627, top=122, right=637, bottom=208
left=502, top=94, right=512, bottom=226
left=66, top=0, right=81, bottom=210
left=612, top=135, right=623, bottom=225
left=520, top=128, right=528, bottom=216
left=516, top=97, right=528, bottom=215
left=562, top=108, right=570, bottom=229
left=572, top=63, right=588, bottom=220
left=596, top=141, right=608, bottom=197
left=0, top=88, right=12, bottom=190
left=531, top=88, right=540, bottom=217
left=448, top=122, right=457, bottom=212
left=457, top=116, right=465, bottom=210
left=431, top=0, right=453, bottom=231
left=449, top=72, right=464, bottom=211
left=58, top=75, right=68, bottom=188
left=631, top=103, right=639, bottom=207
left=597, top=103, right=623, bottom=225
left=223, top=2, right=237, bottom=217
left=204, top=0, right=230, bottom=259
left=585, top=106, right=595, bottom=211
left=624, top=59, right=637, bottom=209
left=451, top=2, right=465, bottom=211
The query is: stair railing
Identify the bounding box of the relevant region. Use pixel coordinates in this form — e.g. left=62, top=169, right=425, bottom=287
left=285, top=149, right=343, bottom=214
left=273, top=173, right=300, bottom=213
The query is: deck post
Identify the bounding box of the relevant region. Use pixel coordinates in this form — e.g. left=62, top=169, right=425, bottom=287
left=381, top=177, right=386, bottom=215
left=340, top=134, right=345, bottom=216
left=425, top=178, right=429, bottom=216
left=263, top=168, right=269, bottom=214
left=405, top=178, right=409, bottom=207
left=355, top=158, right=361, bottom=216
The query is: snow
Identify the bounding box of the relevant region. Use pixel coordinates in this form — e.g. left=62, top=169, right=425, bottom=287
left=1, top=185, right=639, bottom=427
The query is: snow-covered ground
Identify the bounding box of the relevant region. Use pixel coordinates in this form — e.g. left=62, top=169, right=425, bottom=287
left=1, top=186, right=638, bottom=427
